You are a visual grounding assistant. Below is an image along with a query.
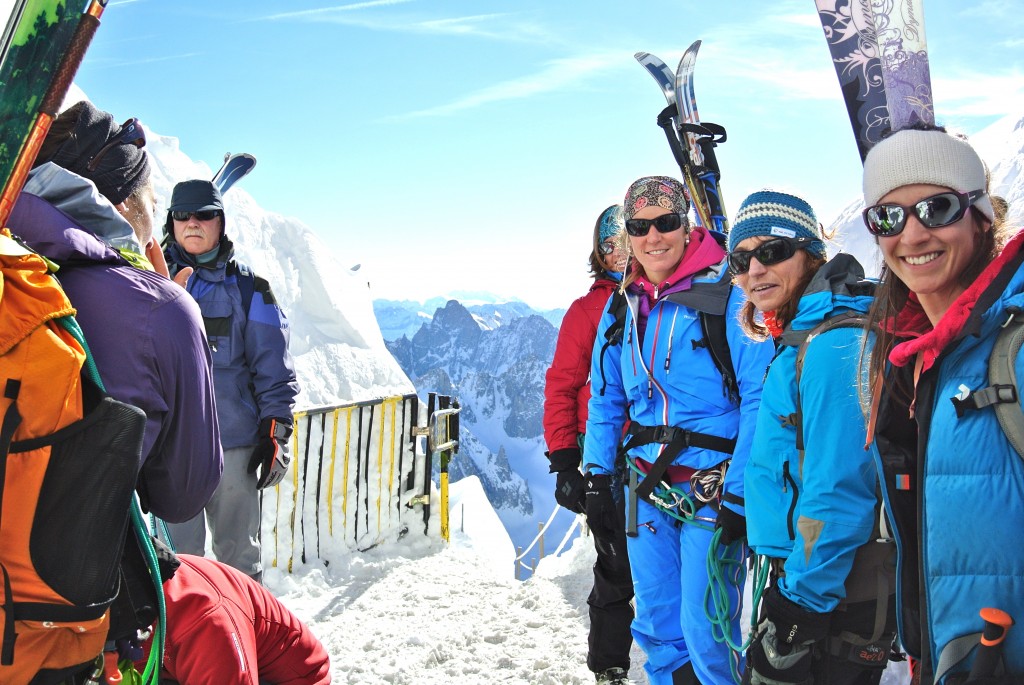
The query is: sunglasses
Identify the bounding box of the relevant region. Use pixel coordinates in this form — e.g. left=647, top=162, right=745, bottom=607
left=728, top=236, right=817, bottom=275
left=862, top=189, right=987, bottom=237
left=624, top=213, right=686, bottom=237
left=86, top=117, right=146, bottom=172
left=171, top=209, right=222, bottom=222
left=598, top=240, right=618, bottom=255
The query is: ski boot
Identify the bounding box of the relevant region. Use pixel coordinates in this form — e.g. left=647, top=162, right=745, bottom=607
left=596, top=666, right=630, bottom=684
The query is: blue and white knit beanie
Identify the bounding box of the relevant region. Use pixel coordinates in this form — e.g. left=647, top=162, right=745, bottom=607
left=597, top=205, right=624, bottom=242
left=862, top=128, right=994, bottom=222
left=727, top=189, right=826, bottom=259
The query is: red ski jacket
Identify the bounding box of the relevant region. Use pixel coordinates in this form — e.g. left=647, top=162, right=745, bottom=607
left=543, top=276, right=619, bottom=455
left=139, top=555, right=331, bottom=685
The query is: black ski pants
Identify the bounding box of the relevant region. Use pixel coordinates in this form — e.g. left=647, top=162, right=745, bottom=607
left=586, top=475, right=635, bottom=674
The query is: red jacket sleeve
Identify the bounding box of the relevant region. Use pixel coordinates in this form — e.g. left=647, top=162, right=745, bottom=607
left=543, top=280, right=614, bottom=454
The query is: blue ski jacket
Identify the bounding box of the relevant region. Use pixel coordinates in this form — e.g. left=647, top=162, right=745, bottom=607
left=872, top=231, right=1024, bottom=683
left=165, top=240, right=299, bottom=449
left=745, top=254, right=881, bottom=613
left=583, top=257, right=773, bottom=513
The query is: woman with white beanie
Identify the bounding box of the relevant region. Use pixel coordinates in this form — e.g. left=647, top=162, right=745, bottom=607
left=860, top=125, right=1022, bottom=685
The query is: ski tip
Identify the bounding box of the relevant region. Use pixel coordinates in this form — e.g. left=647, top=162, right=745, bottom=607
left=687, top=39, right=702, bottom=52
left=634, top=51, right=649, bottom=61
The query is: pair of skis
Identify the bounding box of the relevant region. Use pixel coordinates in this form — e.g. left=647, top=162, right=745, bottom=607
left=812, top=0, right=933, bottom=162
left=635, top=41, right=729, bottom=234
left=212, top=151, right=257, bottom=194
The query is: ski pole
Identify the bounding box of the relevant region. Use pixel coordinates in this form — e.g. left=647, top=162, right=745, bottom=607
left=969, top=607, right=1014, bottom=682
left=625, top=464, right=638, bottom=537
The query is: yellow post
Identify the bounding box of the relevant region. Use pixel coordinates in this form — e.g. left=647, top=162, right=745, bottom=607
left=440, top=468, right=450, bottom=543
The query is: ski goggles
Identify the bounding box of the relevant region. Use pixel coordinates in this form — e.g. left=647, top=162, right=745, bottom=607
left=624, top=212, right=687, bottom=237
left=728, top=236, right=817, bottom=275
left=171, top=209, right=222, bottom=222
left=86, top=118, right=146, bottom=172
left=862, top=189, right=987, bottom=237
left=597, top=240, right=618, bottom=255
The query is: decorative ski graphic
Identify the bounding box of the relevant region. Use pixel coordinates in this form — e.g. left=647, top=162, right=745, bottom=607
left=212, top=151, right=257, bottom=194
left=872, top=0, right=933, bottom=130
left=0, top=0, right=95, bottom=226
left=813, top=0, right=933, bottom=161
left=634, top=51, right=676, bottom=109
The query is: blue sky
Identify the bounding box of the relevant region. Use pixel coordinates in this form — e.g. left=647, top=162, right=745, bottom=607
left=75, top=0, right=1024, bottom=310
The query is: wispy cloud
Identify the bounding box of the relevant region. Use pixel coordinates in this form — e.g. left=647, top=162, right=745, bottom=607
left=259, top=0, right=413, bottom=21
left=935, top=69, right=1024, bottom=119
left=393, top=53, right=623, bottom=119
left=86, top=52, right=203, bottom=68
left=252, top=4, right=555, bottom=44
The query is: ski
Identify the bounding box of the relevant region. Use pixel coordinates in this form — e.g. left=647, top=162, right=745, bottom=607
left=871, top=0, right=933, bottom=131
left=0, top=0, right=104, bottom=226
left=212, top=151, right=257, bottom=194
left=675, top=40, right=729, bottom=234
left=634, top=50, right=714, bottom=230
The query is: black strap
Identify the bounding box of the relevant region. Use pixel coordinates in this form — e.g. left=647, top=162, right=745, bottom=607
left=622, top=423, right=736, bottom=501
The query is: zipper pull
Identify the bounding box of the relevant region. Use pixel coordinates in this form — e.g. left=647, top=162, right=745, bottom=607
left=782, top=461, right=789, bottom=493
left=647, top=374, right=653, bottom=399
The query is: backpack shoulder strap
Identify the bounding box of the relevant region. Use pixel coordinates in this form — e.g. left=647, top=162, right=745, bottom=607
left=792, top=312, right=869, bottom=455
left=699, top=310, right=738, bottom=403
left=988, top=308, right=1024, bottom=459
left=230, top=261, right=256, bottom=315
left=597, top=288, right=629, bottom=397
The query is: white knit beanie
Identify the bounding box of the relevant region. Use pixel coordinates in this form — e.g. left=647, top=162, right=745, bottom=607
left=862, top=128, right=994, bottom=223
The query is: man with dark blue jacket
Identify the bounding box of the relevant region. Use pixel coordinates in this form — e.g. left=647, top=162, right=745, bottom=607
left=163, top=179, right=299, bottom=582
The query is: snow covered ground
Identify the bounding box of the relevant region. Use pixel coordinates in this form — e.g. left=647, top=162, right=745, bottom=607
left=264, top=476, right=649, bottom=684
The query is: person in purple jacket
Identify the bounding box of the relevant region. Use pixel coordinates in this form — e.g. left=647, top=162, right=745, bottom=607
left=8, top=100, right=222, bottom=522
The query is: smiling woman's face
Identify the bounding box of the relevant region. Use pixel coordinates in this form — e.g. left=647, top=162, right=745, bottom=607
left=627, top=206, right=686, bottom=284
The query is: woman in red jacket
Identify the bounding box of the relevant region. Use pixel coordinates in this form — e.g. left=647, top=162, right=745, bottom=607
left=139, top=555, right=330, bottom=685
left=542, top=205, right=633, bottom=685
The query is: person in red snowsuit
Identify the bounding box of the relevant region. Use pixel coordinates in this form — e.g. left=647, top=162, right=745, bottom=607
left=543, top=205, right=633, bottom=685
left=138, top=555, right=330, bottom=685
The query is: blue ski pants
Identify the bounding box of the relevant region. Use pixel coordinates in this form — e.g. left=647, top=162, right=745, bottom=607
left=628, top=498, right=745, bottom=685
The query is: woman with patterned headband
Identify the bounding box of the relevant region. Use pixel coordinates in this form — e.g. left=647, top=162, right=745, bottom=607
left=582, top=176, right=774, bottom=685
left=726, top=189, right=896, bottom=685
left=860, top=126, right=1022, bottom=685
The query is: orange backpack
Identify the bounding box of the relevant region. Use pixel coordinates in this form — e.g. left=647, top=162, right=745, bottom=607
left=0, top=228, right=145, bottom=685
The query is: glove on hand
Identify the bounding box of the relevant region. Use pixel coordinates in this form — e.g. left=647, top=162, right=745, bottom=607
left=746, top=585, right=831, bottom=685
left=716, top=504, right=747, bottom=546
left=584, top=474, right=618, bottom=542
left=548, top=448, right=586, bottom=514
left=248, top=417, right=293, bottom=489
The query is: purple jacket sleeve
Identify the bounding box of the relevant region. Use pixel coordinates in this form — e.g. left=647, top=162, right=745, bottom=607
left=138, top=290, right=223, bottom=522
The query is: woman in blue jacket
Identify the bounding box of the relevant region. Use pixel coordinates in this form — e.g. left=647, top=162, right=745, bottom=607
left=861, top=126, right=1023, bottom=685
left=727, top=190, right=896, bottom=685
left=583, top=176, right=775, bottom=685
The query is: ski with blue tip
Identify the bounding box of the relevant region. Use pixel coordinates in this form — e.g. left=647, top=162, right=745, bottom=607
left=212, top=152, right=257, bottom=194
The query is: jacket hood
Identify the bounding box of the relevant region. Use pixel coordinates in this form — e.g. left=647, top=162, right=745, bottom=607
left=11, top=191, right=130, bottom=269
left=23, top=163, right=143, bottom=256
left=787, top=253, right=876, bottom=334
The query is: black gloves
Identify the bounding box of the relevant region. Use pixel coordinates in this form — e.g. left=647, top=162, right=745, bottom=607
left=746, top=585, right=831, bottom=685
left=584, top=474, right=618, bottom=542
left=248, top=417, right=293, bottom=489
left=716, top=504, right=746, bottom=546
left=548, top=448, right=586, bottom=514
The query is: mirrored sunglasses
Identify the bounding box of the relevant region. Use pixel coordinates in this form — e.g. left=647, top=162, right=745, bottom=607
left=862, top=189, right=987, bottom=237
left=171, top=209, right=222, bottom=222
left=728, top=236, right=816, bottom=275
left=624, top=213, right=686, bottom=237
left=598, top=240, right=618, bottom=255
